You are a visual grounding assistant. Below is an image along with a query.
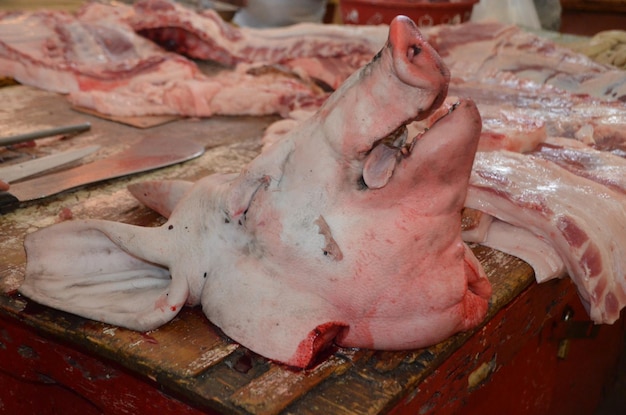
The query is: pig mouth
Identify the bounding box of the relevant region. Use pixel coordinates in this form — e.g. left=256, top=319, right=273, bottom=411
left=362, top=100, right=460, bottom=189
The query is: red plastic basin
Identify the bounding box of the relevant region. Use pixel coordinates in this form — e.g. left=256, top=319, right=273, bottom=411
left=339, top=0, right=479, bottom=27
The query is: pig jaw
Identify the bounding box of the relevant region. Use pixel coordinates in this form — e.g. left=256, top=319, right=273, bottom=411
left=322, top=100, right=490, bottom=349
left=215, top=17, right=488, bottom=366
left=224, top=98, right=489, bottom=365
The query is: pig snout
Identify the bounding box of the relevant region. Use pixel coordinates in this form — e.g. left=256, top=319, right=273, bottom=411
left=318, top=15, right=451, bottom=175
left=389, top=15, right=450, bottom=117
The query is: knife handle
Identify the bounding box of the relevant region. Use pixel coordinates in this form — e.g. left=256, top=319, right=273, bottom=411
left=0, top=191, right=20, bottom=214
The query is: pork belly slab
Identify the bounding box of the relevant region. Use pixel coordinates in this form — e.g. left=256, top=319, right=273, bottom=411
left=424, top=21, right=626, bottom=102
left=0, top=8, right=196, bottom=94
left=113, top=0, right=386, bottom=66
left=0, top=6, right=326, bottom=117
left=110, top=0, right=386, bottom=90
left=20, top=17, right=491, bottom=368
left=466, top=150, right=626, bottom=324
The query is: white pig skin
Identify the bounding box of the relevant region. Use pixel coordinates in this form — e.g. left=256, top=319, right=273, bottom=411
left=20, top=16, right=491, bottom=368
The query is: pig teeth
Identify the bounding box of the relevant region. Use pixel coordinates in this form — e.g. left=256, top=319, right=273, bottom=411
left=380, top=125, right=408, bottom=150
left=448, top=101, right=461, bottom=113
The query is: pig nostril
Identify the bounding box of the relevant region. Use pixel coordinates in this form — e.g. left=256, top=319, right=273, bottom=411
left=408, top=45, right=422, bottom=61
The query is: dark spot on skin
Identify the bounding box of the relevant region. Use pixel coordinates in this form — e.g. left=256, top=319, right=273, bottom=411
left=168, top=224, right=174, bottom=230
left=238, top=220, right=243, bottom=226
left=323, top=251, right=329, bottom=256
left=203, top=272, right=207, bottom=279
left=225, top=218, right=230, bottom=224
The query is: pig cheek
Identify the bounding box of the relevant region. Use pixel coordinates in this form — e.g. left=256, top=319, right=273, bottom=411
left=246, top=204, right=284, bottom=254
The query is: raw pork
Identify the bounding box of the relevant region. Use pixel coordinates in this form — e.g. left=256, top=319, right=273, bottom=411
left=0, top=7, right=326, bottom=117
left=466, top=150, right=626, bottom=324
left=20, top=16, right=491, bottom=368
left=449, top=75, right=626, bottom=155
left=84, top=0, right=386, bottom=89
left=532, top=137, right=626, bottom=194
left=424, top=21, right=626, bottom=102
left=117, top=0, right=386, bottom=66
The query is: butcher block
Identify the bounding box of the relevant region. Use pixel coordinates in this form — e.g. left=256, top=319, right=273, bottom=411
left=0, top=85, right=624, bottom=415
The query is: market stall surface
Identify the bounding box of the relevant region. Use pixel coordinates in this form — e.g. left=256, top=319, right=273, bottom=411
left=0, top=84, right=624, bottom=415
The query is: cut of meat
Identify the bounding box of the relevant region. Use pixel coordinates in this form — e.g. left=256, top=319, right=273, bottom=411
left=76, top=0, right=386, bottom=90
left=471, top=218, right=566, bottom=284
left=466, top=150, right=626, bottom=324
left=0, top=7, right=327, bottom=117
left=0, top=9, right=195, bottom=94
left=449, top=75, right=626, bottom=155
left=68, top=64, right=327, bottom=117
left=424, top=21, right=626, bottom=102
left=532, top=137, right=626, bottom=195
left=460, top=210, right=565, bottom=283
left=478, top=111, right=547, bottom=153
left=110, top=0, right=386, bottom=67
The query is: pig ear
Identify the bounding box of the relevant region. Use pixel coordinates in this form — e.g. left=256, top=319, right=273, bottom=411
left=128, top=180, right=193, bottom=218
left=20, top=220, right=187, bottom=331
left=363, top=144, right=399, bottom=189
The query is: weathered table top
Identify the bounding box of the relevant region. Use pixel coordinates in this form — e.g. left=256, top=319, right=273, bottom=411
left=0, top=85, right=535, bottom=414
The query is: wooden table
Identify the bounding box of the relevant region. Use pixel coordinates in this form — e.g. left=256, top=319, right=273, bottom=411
left=0, top=85, right=624, bottom=415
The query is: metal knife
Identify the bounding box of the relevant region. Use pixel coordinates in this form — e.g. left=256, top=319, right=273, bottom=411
left=0, top=145, right=101, bottom=183
left=0, top=122, right=92, bottom=147
left=0, top=135, right=205, bottom=213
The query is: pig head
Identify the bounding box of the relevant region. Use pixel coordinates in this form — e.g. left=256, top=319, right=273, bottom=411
left=20, top=16, right=491, bottom=368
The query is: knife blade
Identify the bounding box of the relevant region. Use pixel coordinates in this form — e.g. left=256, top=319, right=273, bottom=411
left=0, top=135, right=205, bottom=213
left=0, top=122, right=92, bottom=147
left=0, top=145, right=101, bottom=183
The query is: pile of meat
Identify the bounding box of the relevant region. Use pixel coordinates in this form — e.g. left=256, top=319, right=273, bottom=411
left=4, top=0, right=626, bottom=363
left=0, top=0, right=385, bottom=117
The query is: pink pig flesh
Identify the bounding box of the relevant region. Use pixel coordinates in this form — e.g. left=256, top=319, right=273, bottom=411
left=20, top=16, right=491, bottom=368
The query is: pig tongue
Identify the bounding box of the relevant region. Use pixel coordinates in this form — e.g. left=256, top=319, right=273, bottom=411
left=362, top=126, right=409, bottom=189
left=363, top=144, right=399, bottom=189
left=363, top=99, right=464, bottom=189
